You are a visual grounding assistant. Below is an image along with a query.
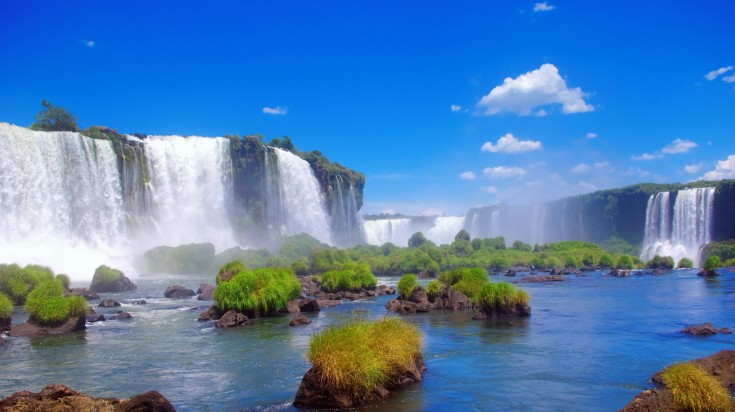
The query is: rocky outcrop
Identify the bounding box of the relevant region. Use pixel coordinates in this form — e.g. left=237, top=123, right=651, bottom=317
left=66, top=288, right=99, bottom=300
left=9, top=315, right=86, bottom=337
left=478, top=301, right=531, bottom=319
left=697, top=269, right=721, bottom=277
left=85, top=313, right=106, bottom=323
left=313, top=285, right=395, bottom=301
left=431, top=286, right=473, bottom=310
left=293, top=354, right=426, bottom=409
left=216, top=310, right=250, bottom=328
left=196, top=283, right=215, bottom=301
left=682, top=323, right=732, bottom=336
left=89, top=265, right=137, bottom=293
left=289, top=314, right=312, bottom=326
left=387, top=285, right=473, bottom=314
left=519, top=275, right=565, bottom=283
left=99, top=299, right=121, bottom=308
left=164, top=285, right=195, bottom=299
left=0, top=384, right=175, bottom=411
left=299, top=298, right=321, bottom=312
left=198, top=306, right=222, bottom=322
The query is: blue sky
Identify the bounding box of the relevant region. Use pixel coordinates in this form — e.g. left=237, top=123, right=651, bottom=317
left=1, top=1, right=734, bottom=215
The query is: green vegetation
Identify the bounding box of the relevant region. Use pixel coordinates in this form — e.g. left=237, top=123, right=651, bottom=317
left=702, top=255, right=721, bottom=272
left=599, top=254, right=614, bottom=268
left=305, top=317, right=421, bottom=402
left=660, top=363, right=733, bottom=412
left=213, top=266, right=301, bottom=315
left=426, top=280, right=442, bottom=300
left=141, top=243, right=216, bottom=274
left=408, top=232, right=427, bottom=248
left=477, top=282, right=530, bottom=315
left=55, top=274, right=70, bottom=289
left=564, top=255, right=578, bottom=268
left=216, top=260, right=248, bottom=284
left=677, top=257, right=694, bottom=269
left=0, top=263, right=54, bottom=304
left=616, top=254, right=634, bottom=269
left=30, top=100, right=79, bottom=132
left=24, top=279, right=87, bottom=325
left=91, top=265, right=125, bottom=285
left=397, top=274, right=418, bottom=299
left=700, top=240, right=735, bottom=264
left=438, top=267, right=488, bottom=301
left=319, top=263, right=377, bottom=292
left=0, top=292, right=13, bottom=319
left=646, top=255, right=674, bottom=270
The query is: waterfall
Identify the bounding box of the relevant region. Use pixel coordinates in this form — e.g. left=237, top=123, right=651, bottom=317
left=640, top=188, right=715, bottom=267
left=273, top=148, right=333, bottom=244
left=328, top=176, right=363, bottom=246
left=363, top=218, right=413, bottom=246
left=426, top=216, right=466, bottom=245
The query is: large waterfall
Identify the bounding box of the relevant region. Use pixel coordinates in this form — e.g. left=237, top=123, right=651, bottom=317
left=640, top=187, right=715, bottom=267
left=362, top=216, right=466, bottom=247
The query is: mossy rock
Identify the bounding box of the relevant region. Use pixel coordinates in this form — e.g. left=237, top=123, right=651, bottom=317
left=89, top=265, right=137, bottom=293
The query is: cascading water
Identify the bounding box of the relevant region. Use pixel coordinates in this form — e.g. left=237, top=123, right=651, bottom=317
left=329, top=177, right=364, bottom=246
left=426, top=216, right=466, bottom=245
left=273, top=148, right=333, bottom=244
left=640, top=188, right=715, bottom=267
left=362, top=218, right=414, bottom=246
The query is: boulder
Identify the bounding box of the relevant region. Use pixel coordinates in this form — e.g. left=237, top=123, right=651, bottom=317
left=164, top=285, right=196, bottom=299
left=719, top=327, right=732, bottom=334
left=99, top=299, right=121, bottom=308
left=519, top=275, right=565, bottom=283
left=196, top=283, right=215, bottom=301
left=131, top=299, right=147, bottom=305
left=85, top=313, right=106, bottom=323
left=443, top=287, right=472, bottom=310
left=0, top=384, right=175, bottom=412
left=385, top=299, right=431, bottom=314
left=216, top=310, right=250, bottom=328
left=89, top=265, right=137, bottom=293
left=375, top=285, right=396, bottom=296
left=0, top=316, right=10, bottom=332
left=198, top=305, right=222, bottom=322
left=505, top=269, right=516, bottom=277
left=472, top=311, right=487, bottom=320
left=682, top=322, right=718, bottom=336
left=289, top=314, right=312, bottom=326
left=284, top=299, right=301, bottom=313
left=299, top=298, right=321, bottom=312
left=697, top=269, right=721, bottom=277
left=112, top=311, right=133, bottom=320
left=66, top=288, right=100, bottom=301
left=479, top=302, right=531, bottom=319
left=317, top=299, right=342, bottom=309
left=607, top=269, right=630, bottom=277
left=9, top=315, right=86, bottom=337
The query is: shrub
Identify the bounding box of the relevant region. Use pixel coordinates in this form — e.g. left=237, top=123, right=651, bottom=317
left=397, top=274, right=418, bottom=299
left=647, top=255, right=674, bottom=270
left=702, top=255, right=721, bottom=272
left=0, top=292, right=13, bottom=319
left=290, top=258, right=310, bottom=277
left=616, top=254, right=634, bottom=269
left=546, top=257, right=562, bottom=269
left=660, top=363, right=733, bottom=412
left=512, top=240, right=532, bottom=252
left=0, top=264, right=53, bottom=305
left=426, top=280, right=442, bottom=300
left=438, top=268, right=488, bottom=301
left=30, top=99, right=79, bottom=132
left=24, top=280, right=87, bottom=325
left=213, top=267, right=300, bottom=315
left=724, top=257, right=735, bottom=267
left=55, top=274, right=71, bottom=289
left=677, top=257, right=694, bottom=269
left=476, top=282, right=530, bottom=314
left=454, top=229, right=471, bottom=242
left=451, top=239, right=473, bottom=257
left=216, top=260, right=247, bottom=284
left=564, top=255, right=578, bottom=268
left=582, top=254, right=595, bottom=267
left=305, top=317, right=421, bottom=402
left=320, top=264, right=377, bottom=292
left=142, top=243, right=215, bottom=274
left=599, top=254, right=614, bottom=268
left=408, top=232, right=427, bottom=248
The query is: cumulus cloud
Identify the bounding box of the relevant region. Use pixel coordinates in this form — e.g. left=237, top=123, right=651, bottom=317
left=482, top=185, right=498, bottom=194
left=684, top=163, right=704, bottom=174
left=476, top=64, right=593, bottom=116
left=459, top=171, right=476, bottom=180
left=704, top=66, right=733, bottom=81
left=701, top=155, right=735, bottom=180
left=483, top=166, right=527, bottom=179
left=262, top=106, right=287, bottom=115
left=570, top=163, right=591, bottom=174
left=724, top=74, right=735, bottom=83
left=631, top=153, right=659, bottom=161
left=481, top=133, right=542, bottom=153
left=533, top=2, right=555, bottom=12
left=451, top=104, right=462, bottom=112
left=662, top=138, right=697, bottom=154
left=81, top=39, right=95, bottom=48
left=586, top=132, right=598, bottom=139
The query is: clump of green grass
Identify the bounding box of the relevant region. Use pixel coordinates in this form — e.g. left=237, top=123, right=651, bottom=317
left=426, top=280, right=443, bottom=300
left=92, top=265, right=124, bottom=283
left=319, top=263, right=377, bottom=292
left=397, top=274, right=417, bottom=299
left=216, top=260, right=247, bottom=284
left=0, top=292, right=13, bottom=319
left=476, top=282, right=530, bottom=315
left=0, top=263, right=55, bottom=304
left=438, top=267, right=488, bottom=301
left=24, top=279, right=87, bottom=325
left=213, top=267, right=300, bottom=315
left=661, top=363, right=733, bottom=412
left=55, top=274, right=70, bottom=289
left=305, top=317, right=421, bottom=402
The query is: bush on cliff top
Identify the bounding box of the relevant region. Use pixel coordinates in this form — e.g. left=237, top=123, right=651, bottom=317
left=319, top=263, right=376, bottom=292
left=24, top=279, right=87, bottom=325
left=306, top=317, right=421, bottom=401
left=660, top=363, right=733, bottom=412
left=0, top=292, right=13, bottom=319
left=213, top=267, right=300, bottom=315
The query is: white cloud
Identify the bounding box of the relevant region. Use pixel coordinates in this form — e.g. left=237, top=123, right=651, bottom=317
left=586, top=132, right=598, bottom=139
left=459, top=171, right=476, bottom=180
left=593, top=161, right=611, bottom=170
left=262, top=106, right=287, bottom=115
left=81, top=40, right=95, bottom=48
left=631, top=153, right=659, bottom=161
left=624, top=167, right=652, bottom=177
left=684, top=163, right=704, bottom=174
left=662, top=138, right=697, bottom=154
left=483, top=166, right=527, bottom=179
left=451, top=104, right=462, bottom=112
left=701, top=155, right=735, bottom=180
left=481, top=133, right=542, bottom=153
left=570, top=163, right=590, bottom=174
left=476, top=64, right=593, bottom=116
left=482, top=185, right=498, bottom=194
left=533, top=2, right=555, bottom=12
left=723, top=74, right=735, bottom=83
left=704, top=66, right=733, bottom=81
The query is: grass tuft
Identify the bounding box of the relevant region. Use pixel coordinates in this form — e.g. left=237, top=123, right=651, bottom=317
left=216, top=260, right=247, bottom=284
left=0, top=292, right=13, bottom=319
left=306, top=317, right=421, bottom=401
left=397, top=274, right=417, bottom=299
left=438, top=267, right=488, bottom=301
left=24, top=279, right=87, bottom=325
left=426, top=280, right=443, bottom=300
left=661, top=363, right=734, bottom=412
left=476, top=282, right=530, bottom=313
left=213, top=267, right=300, bottom=315
left=319, top=263, right=377, bottom=292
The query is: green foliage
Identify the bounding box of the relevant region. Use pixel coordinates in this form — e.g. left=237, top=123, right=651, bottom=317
left=408, top=232, right=427, bottom=248
left=397, top=274, right=418, bottom=299
left=483, top=237, right=506, bottom=250
left=0, top=263, right=54, bottom=305
left=511, top=240, right=532, bottom=252
left=477, top=282, right=530, bottom=313
left=616, top=254, right=634, bottom=269
left=647, top=255, right=674, bottom=270
left=92, top=265, right=124, bottom=283
left=216, top=260, right=248, bottom=284
left=290, top=258, right=310, bottom=277
left=142, top=243, right=215, bottom=274
left=455, top=229, right=471, bottom=242
left=598, top=236, right=639, bottom=256
left=564, top=255, right=578, bottom=268
left=599, top=254, right=614, bottom=268
left=55, top=274, right=70, bottom=289
left=306, top=318, right=421, bottom=403
left=724, top=257, right=735, bottom=267
left=542, top=241, right=602, bottom=252
left=451, top=239, right=473, bottom=257
left=582, top=254, right=595, bottom=267
left=320, top=263, right=377, bottom=292
left=471, top=238, right=483, bottom=251
left=702, top=255, right=721, bottom=272
left=0, top=292, right=13, bottom=319
left=546, top=257, right=562, bottom=269
left=677, top=257, right=694, bottom=269
left=24, top=279, right=87, bottom=326
left=438, top=267, right=488, bottom=301
left=279, top=233, right=325, bottom=261
left=426, top=280, right=443, bottom=300
left=660, top=363, right=733, bottom=412
left=30, top=100, right=79, bottom=132
left=213, top=267, right=300, bottom=315
left=380, top=243, right=398, bottom=256
left=530, top=257, right=545, bottom=269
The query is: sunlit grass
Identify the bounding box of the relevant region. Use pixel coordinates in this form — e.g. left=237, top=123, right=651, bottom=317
left=319, top=263, right=377, bottom=292
left=476, top=282, right=530, bottom=313
left=0, top=292, right=13, bottom=319
left=213, top=267, right=300, bottom=314
left=24, top=279, right=87, bottom=325
left=397, top=274, right=417, bottom=299
left=661, top=363, right=733, bottom=412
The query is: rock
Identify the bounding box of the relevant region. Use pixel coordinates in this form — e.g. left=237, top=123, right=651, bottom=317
left=0, top=335, right=4, bottom=346
left=697, top=269, right=720, bottom=277
left=505, top=269, right=516, bottom=277
left=0, top=384, right=175, bottom=411
left=648, top=268, right=666, bottom=275
left=284, top=299, right=301, bottom=313
left=472, top=311, right=487, bottom=320
left=9, top=315, right=86, bottom=337
left=112, top=311, right=133, bottom=320
left=289, top=314, right=312, bottom=326
left=66, top=288, right=99, bottom=301
left=198, top=305, right=222, bottom=322
left=519, top=275, right=565, bottom=283
left=444, top=287, right=472, bottom=310
left=385, top=299, right=431, bottom=314
left=300, top=276, right=321, bottom=296
left=549, top=268, right=564, bottom=276
left=718, top=327, right=732, bottom=334
left=89, top=265, right=137, bottom=293
left=299, top=298, right=321, bottom=312
left=408, top=286, right=430, bottom=306
left=563, top=267, right=581, bottom=275
left=682, top=322, right=718, bottom=336
left=99, top=299, right=121, bottom=308
left=317, top=299, right=341, bottom=309
left=216, top=310, right=250, bottom=328
left=375, top=285, right=396, bottom=296
left=196, top=283, right=215, bottom=301
left=131, top=299, right=147, bottom=305
left=294, top=353, right=426, bottom=408
left=0, top=316, right=10, bottom=332
left=479, top=302, right=531, bottom=319
left=85, top=313, right=106, bottom=323
left=607, top=269, right=630, bottom=277
left=620, top=389, right=676, bottom=412
left=164, top=285, right=196, bottom=299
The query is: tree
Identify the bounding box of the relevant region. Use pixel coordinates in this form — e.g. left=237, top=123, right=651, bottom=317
left=408, top=232, right=427, bottom=248
left=512, top=240, right=532, bottom=252
left=30, top=100, right=79, bottom=132
left=454, top=229, right=471, bottom=242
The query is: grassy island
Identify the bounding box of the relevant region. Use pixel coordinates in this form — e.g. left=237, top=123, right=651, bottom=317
left=317, top=263, right=376, bottom=292
left=660, top=363, right=733, bottom=412
left=213, top=265, right=300, bottom=316
left=24, top=280, right=86, bottom=326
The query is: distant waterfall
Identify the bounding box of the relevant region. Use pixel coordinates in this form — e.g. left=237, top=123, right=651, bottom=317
left=329, top=177, right=364, bottom=246
left=640, top=188, right=715, bottom=267
left=426, top=216, right=466, bottom=245
left=273, top=148, right=333, bottom=244
left=363, top=218, right=414, bottom=246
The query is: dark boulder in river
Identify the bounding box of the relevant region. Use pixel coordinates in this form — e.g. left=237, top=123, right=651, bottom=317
left=164, top=285, right=196, bottom=299
left=99, top=299, right=121, bottom=308
left=66, top=288, right=99, bottom=300
left=216, top=310, right=250, bottom=328
left=0, top=383, right=175, bottom=411
left=196, top=283, right=215, bottom=301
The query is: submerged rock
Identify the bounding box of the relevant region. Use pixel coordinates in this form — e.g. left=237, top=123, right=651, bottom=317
left=164, top=285, right=196, bottom=299
left=299, top=298, right=321, bottom=312
left=216, top=310, right=250, bottom=328
left=0, top=384, right=175, bottom=411
left=0, top=316, right=10, bottom=332
left=682, top=323, right=732, bottom=336
left=519, top=275, right=565, bottom=283
left=112, top=311, right=133, bottom=320
left=9, top=315, right=86, bottom=337
left=85, top=313, right=106, bottom=323
left=198, top=305, right=222, bottom=322
left=289, top=314, right=312, bottom=326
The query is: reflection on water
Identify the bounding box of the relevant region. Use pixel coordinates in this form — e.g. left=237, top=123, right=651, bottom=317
left=0, top=270, right=733, bottom=411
